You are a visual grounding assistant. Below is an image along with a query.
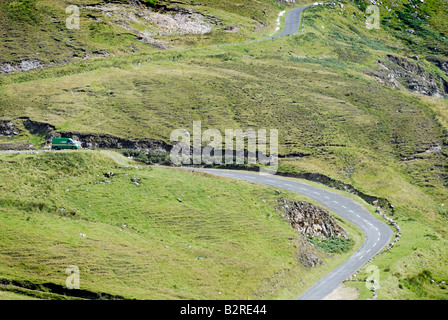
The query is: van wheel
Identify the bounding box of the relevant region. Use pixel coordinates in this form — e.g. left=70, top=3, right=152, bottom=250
left=72, top=147, right=77, bottom=150
left=53, top=147, right=59, bottom=151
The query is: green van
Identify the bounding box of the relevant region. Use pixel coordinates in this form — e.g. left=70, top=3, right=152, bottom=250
left=52, top=138, right=82, bottom=150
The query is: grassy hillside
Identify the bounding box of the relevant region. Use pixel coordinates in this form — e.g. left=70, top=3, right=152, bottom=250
left=0, top=150, right=362, bottom=299
left=0, top=0, right=295, bottom=70
left=0, top=0, right=447, bottom=299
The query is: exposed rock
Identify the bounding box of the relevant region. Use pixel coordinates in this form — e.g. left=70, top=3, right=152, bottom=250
left=83, top=2, right=214, bottom=50
left=0, top=120, right=19, bottom=137
left=20, top=59, right=44, bottom=72
left=21, top=117, right=170, bottom=151
left=23, top=118, right=57, bottom=139
left=280, top=200, right=348, bottom=240
left=298, top=252, right=324, bottom=268
left=428, top=56, right=448, bottom=75
left=0, top=63, right=16, bottom=74
left=63, top=132, right=169, bottom=151
left=0, top=60, right=44, bottom=75
left=368, top=55, right=448, bottom=98
left=104, top=172, right=115, bottom=178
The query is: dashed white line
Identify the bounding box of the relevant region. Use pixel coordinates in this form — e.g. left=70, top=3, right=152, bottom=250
left=209, top=170, right=388, bottom=279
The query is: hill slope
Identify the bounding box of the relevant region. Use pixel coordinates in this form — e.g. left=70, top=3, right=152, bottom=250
left=0, top=0, right=448, bottom=299
left=0, top=150, right=362, bottom=299
left=0, top=0, right=290, bottom=72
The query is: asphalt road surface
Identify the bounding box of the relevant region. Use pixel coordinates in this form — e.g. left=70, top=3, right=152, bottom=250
left=0, top=2, right=393, bottom=300
left=188, top=168, right=394, bottom=300
left=245, top=3, right=315, bottom=44
left=272, top=4, right=314, bottom=38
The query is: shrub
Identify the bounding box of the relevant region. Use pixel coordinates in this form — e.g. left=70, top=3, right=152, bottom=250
left=122, top=149, right=170, bottom=165
left=143, top=0, right=158, bottom=6
left=308, top=237, right=354, bottom=254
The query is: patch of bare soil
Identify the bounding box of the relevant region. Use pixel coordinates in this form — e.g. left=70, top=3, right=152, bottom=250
left=323, top=284, right=359, bottom=300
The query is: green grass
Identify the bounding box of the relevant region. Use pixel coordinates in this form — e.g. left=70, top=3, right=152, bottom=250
left=348, top=216, right=448, bottom=300
left=0, top=290, right=40, bottom=300
left=0, top=0, right=447, bottom=300
left=0, top=150, right=362, bottom=299
left=0, top=0, right=296, bottom=68
left=308, top=237, right=355, bottom=254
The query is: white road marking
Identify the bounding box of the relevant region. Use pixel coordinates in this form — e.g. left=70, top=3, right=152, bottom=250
left=192, top=168, right=390, bottom=289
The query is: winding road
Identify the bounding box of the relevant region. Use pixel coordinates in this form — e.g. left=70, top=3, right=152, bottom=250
left=247, top=3, right=314, bottom=43
left=188, top=168, right=394, bottom=300
left=272, top=4, right=313, bottom=38
left=200, top=3, right=394, bottom=299
left=0, top=2, right=394, bottom=300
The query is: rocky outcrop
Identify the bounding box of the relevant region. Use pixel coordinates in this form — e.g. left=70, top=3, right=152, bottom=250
left=298, top=252, right=324, bottom=268
left=23, top=118, right=57, bottom=137
left=22, top=117, right=169, bottom=151
left=0, top=120, right=19, bottom=137
left=83, top=2, right=215, bottom=50
left=428, top=56, right=448, bottom=75
left=58, top=132, right=169, bottom=151
left=368, top=55, right=448, bottom=98
left=0, top=60, right=44, bottom=75
left=280, top=200, right=348, bottom=240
